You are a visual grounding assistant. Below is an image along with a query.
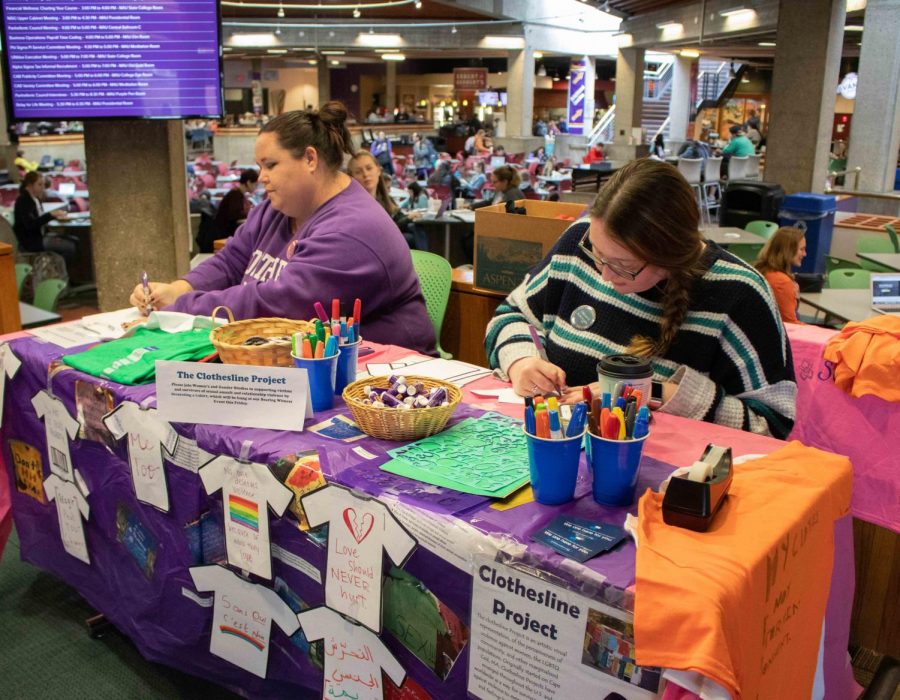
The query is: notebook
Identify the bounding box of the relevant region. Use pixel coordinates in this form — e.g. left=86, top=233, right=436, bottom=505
left=871, top=273, right=900, bottom=314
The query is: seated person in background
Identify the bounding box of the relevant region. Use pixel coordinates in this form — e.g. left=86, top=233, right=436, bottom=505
left=583, top=144, right=605, bottom=164
left=349, top=150, right=429, bottom=252
left=458, top=161, right=487, bottom=198
left=407, top=181, right=428, bottom=210
left=427, top=159, right=457, bottom=189
left=541, top=156, right=560, bottom=178
left=463, top=132, right=477, bottom=157
left=13, top=172, right=74, bottom=259
left=131, top=102, right=435, bottom=355
left=485, top=159, right=796, bottom=438
left=469, top=166, right=525, bottom=210
left=212, top=169, right=258, bottom=239
left=493, top=145, right=507, bottom=158
left=14, top=150, right=39, bottom=173
left=754, top=227, right=807, bottom=325
left=677, top=139, right=710, bottom=160
left=721, top=125, right=755, bottom=158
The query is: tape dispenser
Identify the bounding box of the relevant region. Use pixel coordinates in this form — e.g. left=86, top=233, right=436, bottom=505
left=662, top=444, right=732, bottom=532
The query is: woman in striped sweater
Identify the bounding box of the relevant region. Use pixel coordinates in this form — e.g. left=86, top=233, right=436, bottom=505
left=485, top=159, right=796, bottom=438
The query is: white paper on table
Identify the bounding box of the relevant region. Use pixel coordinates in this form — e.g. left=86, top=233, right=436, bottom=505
left=469, top=387, right=526, bottom=405
left=44, top=474, right=90, bottom=564
left=381, top=357, right=491, bottom=387
left=32, top=390, right=80, bottom=481
left=199, top=455, right=294, bottom=579
left=301, top=484, right=416, bottom=632
left=79, top=307, right=145, bottom=340
left=103, top=401, right=179, bottom=512
left=28, top=322, right=104, bottom=349
left=297, top=606, right=406, bottom=700
left=190, top=565, right=300, bottom=679
left=0, top=343, right=22, bottom=428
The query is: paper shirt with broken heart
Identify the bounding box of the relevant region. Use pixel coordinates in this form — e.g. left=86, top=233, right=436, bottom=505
left=302, top=485, right=416, bottom=632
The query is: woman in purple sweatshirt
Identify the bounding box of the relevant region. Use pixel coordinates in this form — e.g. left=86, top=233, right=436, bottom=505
left=130, top=102, right=436, bottom=355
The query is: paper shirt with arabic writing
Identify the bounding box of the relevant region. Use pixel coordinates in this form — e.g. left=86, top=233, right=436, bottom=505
left=199, top=456, right=293, bottom=579
left=302, top=486, right=416, bottom=632
left=190, top=565, right=299, bottom=679
left=0, top=343, right=21, bottom=427
left=44, top=474, right=90, bottom=564
left=32, top=390, right=80, bottom=481
left=298, top=606, right=406, bottom=700
left=104, top=401, right=179, bottom=512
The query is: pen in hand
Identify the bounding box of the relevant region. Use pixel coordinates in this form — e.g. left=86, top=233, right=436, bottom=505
left=527, top=323, right=564, bottom=396
left=141, top=271, right=153, bottom=315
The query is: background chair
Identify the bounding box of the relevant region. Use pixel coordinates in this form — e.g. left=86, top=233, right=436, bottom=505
left=825, top=255, right=863, bottom=280
left=828, top=268, right=871, bottom=289
left=16, top=263, right=32, bottom=297
left=32, top=278, right=68, bottom=312
left=744, top=220, right=779, bottom=240
left=410, top=250, right=453, bottom=359
left=726, top=156, right=749, bottom=181
left=677, top=158, right=708, bottom=224
left=744, top=154, right=762, bottom=180
left=884, top=224, right=899, bottom=252
left=724, top=242, right=764, bottom=265
left=857, top=236, right=896, bottom=271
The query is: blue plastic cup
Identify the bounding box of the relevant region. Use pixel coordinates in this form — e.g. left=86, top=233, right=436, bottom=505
left=524, top=427, right=585, bottom=505
left=291, top=351, right=340, bottom=413
left=586, top=430, right=649, bottom=506
left=334, top=339, right=361, bottom=396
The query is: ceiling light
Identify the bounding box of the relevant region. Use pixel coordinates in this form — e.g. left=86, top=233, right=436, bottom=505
left=680, top=49, right=700, bottom=58
left=719, top=6, right=750, bottom=17
left=843, top=24, right=864, bottom=31
left=353, top=7, right=360, bottom=18
left=451, top=25, right=458, bottom=34
left=267, top=48, right=288, bottom=53
left=415, top=0, right=421, bottom=7
left=274, top=27, right=281, bottom=35
left=656, top=20, right=680, bottom=29
left=321, top=50, right=345, bottom=55
left=382, top=53, right=406, bottom=61
left=758, top=41, right=776, bottom=46
left=307, top=59, right=317, bottom=64
left=357, top=32, right=402, bottom=47
left=231, top=33, right=277, bottom=47
left=331, top=60, right=341, bottom=65
left=537, top=64, right=547, bottom=77
left=276, top=4, right=284, bottom=18
left=533, top=51, right=543, bottom=59
left=480, top=35, right=525, bottom=49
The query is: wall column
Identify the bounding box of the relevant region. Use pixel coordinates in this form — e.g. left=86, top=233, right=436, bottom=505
left=764, top=0, right=845, bottom=193
left=84, top=121, right=190, bottom=311
left=505, top=47, right=535, bottom=137
left=846, top=0, right=900, bottom=202
left=609, top=46, right=646, bottom=160
left=669, top=54, right=693, bottom=144
left=384, top=61, right=397, bottom=112
left=317, top=57, right=331, bottom=106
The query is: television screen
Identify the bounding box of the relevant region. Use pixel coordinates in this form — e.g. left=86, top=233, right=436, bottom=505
left=499, top=92, right=508, bottom=107
left=0, top=0, right=223, bottom=121
left=478, top=91, right=499, bottom=107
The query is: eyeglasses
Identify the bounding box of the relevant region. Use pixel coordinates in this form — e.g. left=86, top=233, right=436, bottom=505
left=577, top=231, right=648, bottom=281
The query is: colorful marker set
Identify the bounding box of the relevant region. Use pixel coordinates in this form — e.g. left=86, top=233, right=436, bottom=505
left=292, top=329, right=339, bottom=359
left=583, top=385, right=649, bottom=440
left=524, top=395, right=588, bottom=439
left=313, top=297, right=362, bottom=346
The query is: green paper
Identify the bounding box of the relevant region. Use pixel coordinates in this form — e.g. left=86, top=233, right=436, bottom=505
left=381, top=414, right=530, bottom=497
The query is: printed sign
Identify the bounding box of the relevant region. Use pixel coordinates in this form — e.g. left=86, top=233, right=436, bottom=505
left=454, top=67, right=488, bottom=90
left=10, top=439, right=44, bottom=503
left=32, top=390, right=80, bottom=481
left=567, top=58, right=588, bottom=135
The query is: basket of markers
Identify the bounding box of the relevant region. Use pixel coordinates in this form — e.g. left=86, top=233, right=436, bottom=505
left=342, top=374, right=462, bottom=441
left=209, top=306, right=315, bottom=367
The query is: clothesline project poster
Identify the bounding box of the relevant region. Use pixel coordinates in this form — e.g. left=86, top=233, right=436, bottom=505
left=44, top=474, right=91, bottom=565
left=32, top=390, right=80, bottom=482
left=302, top=485, right=417, bottom=633
left=468, top=555, right=661, bottom=700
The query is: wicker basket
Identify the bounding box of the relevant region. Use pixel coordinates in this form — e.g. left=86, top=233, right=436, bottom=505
left=342, top=375, right=462, bottom=441
left=208, top=306, right=315, bottom=367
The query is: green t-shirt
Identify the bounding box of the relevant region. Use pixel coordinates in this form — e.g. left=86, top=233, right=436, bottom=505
left=63, top=327, right=215, bottom=385
left=722, top=135, right=756, bottom=157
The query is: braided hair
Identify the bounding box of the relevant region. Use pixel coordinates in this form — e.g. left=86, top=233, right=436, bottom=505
left=589, top=159, right=705, bottom=357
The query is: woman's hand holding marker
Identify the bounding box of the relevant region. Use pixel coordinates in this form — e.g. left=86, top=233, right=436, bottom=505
left=509, top=356, right=568, bottom=398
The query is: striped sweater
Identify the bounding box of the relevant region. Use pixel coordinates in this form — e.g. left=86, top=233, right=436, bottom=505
left=485, top=220, right=797, bottom=438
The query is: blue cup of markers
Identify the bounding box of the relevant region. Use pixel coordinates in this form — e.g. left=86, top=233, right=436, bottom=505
left=291, top=351, right=340, bottom=412
left=586, top=430, right=649, bottom=506
left=523, top=427, right=584, bottom=505
left=334, top=338, right=361, bottom=396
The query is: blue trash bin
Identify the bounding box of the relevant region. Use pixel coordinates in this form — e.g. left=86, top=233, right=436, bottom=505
left=778, top=193, right=837, bottom=275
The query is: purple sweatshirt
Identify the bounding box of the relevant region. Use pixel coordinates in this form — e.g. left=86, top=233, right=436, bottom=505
left=170, top=178, right=436, bottom=355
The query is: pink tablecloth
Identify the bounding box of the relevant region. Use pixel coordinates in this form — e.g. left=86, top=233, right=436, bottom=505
left=787, top=323, right=900, bottom=532
left=0, top=330, right=31, bottom=561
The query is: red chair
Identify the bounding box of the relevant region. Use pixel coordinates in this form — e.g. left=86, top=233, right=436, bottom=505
left=200, top=174, right=216, bottom=189
left=72, top=197, right=89, bottom=212
left=217, top=162, right=229, bottom=176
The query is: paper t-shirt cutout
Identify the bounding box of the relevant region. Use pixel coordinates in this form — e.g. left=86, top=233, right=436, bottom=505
left=298, top=606, right=406, bottom=700
left=104, top=401, right=179, bottom=512
left=302, top=485, right=416, bottom=632
left=44, top=473, right=90, bottom=564
left=0, top=343, right=21, bottom=427
left=32, top=390, right=81, bottom=481
left=190, top=565, right=300, bottom=679
left=199, top=455, right=294, bottom=579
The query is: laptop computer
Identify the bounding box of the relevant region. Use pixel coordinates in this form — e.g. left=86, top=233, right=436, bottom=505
left=57, top=182, right=76, bottom=197
left=871, top=272, right=900, bottom=314
left=490, top=156, right=506, bottom=170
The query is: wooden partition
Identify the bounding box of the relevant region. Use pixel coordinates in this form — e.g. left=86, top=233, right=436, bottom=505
left=0, top=243, right=22, bottom=334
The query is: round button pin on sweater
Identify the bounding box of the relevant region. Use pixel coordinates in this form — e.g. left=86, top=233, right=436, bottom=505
left=571, top=305, right=596, bottom=330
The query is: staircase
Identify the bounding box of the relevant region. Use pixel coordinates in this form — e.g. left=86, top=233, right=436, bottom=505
left=588, top=59, right=673, bottom=146
left=696, top=58, right=741, bottom=111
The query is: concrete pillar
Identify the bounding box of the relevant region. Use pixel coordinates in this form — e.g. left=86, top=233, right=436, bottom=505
left=669, top=55, right=693, bottom=143
left=582, top=56, right=596, bottom=134
left=764, top=0, right=845, bottom=193
left=608, top=46, right=646, bottom=160
left=506, top=47, right=536, bottom=138
left=317, top=58, right=331, bottom=106
left=83, top=121, right=190, bottom=311
left=847, top=0, right=900, bottom=197
left=385, top=61, right=397, bottom=112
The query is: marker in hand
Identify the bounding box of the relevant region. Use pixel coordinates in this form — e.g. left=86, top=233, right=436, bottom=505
left=141, top=271, right=152, bottom=315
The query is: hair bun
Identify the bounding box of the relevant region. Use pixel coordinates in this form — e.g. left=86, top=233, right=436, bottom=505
left=317, top=101, right=348, bottom=126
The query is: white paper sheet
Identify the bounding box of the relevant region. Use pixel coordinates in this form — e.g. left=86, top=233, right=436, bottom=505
left=364, top=357, right=490, bottom=387
left=44, top=474, right=91, bottom=564
left=79, top=308, right=145, bottom=340
left=0, top=343, right=22, bottom=428
left=32, top=390, right=80, bottom=481
left=469, top=388, right=525, bottom=404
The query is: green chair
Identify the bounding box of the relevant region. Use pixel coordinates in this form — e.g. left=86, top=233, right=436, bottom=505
left=857, top=236, right=896, bottom=271
left=884, top=224, right=899, bottom=253
left=32, top=278, right=68, bottom=312
left=725, top=242, right=764, bottom=265
left=744, top=220, right=779, bottom=240
left=410, top=250, right=453, bottom=359
left=827, top=268, right=871, bottom=289
left=15, top=263, right=32, bottom=297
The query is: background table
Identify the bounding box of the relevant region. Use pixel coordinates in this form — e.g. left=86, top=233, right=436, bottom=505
left=700, top=225, right=764, bottom=246
left=798, top=289, right=892, bottom=323
left=19, top=302, right=60, bottom=329
left=857, top=252, right=900, bottom=271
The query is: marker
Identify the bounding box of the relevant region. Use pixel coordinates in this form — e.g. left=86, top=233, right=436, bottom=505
left=315, top=319, right=326, bottom=342
left=314, top=341, right=324, bottom=358
left=633, top=414, right=650, bottom=439
left=313, top=301, right=329, bottom=324
left=525, top=406, right=536, bottom=436
left=601, top=392, right=611, bottom=410
left=301, top=337, right=312, bottom=359
left=524, top=396, right=534, bottom=409
left=331, top=298, right=340, bottom=322
left=536, top=410, right=551, bottom=439
left=324, top=335, right=339, bottom=358
left=582, top=385, right=593, bottom=404
left=353, top=298, right=362, bottom=337
left=612, top=407, right=627, bottom=440
left=625, top=402, right=636, bottom=438
left=566, top=402, right=587, bottom=437
left=339, top=320, right=348, bottom=343
left=141, top=271, right=152, bottom=315
left=604, top=413, right=620, bottom=440
left=548, top=409, right=563, bottom=439
left=546, top=396, right=559, bottom=412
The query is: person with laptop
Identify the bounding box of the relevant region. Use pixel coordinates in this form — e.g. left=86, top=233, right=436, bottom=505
left=13, top=171, right=75, bottom=260
left=754, top=227, right=807, bottom=324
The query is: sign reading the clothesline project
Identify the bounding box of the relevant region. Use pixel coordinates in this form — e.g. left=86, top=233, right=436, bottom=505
left=468, top=555, right=660, bottom=699
left=156, top=360, right=313, bottom=431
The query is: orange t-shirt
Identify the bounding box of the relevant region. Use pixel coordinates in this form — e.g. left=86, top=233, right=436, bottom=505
left=764, top=271, right=803, bottom=324
left=634, top=442, right=852, bottom=699
left=823, top=314, right=900, bottom=401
